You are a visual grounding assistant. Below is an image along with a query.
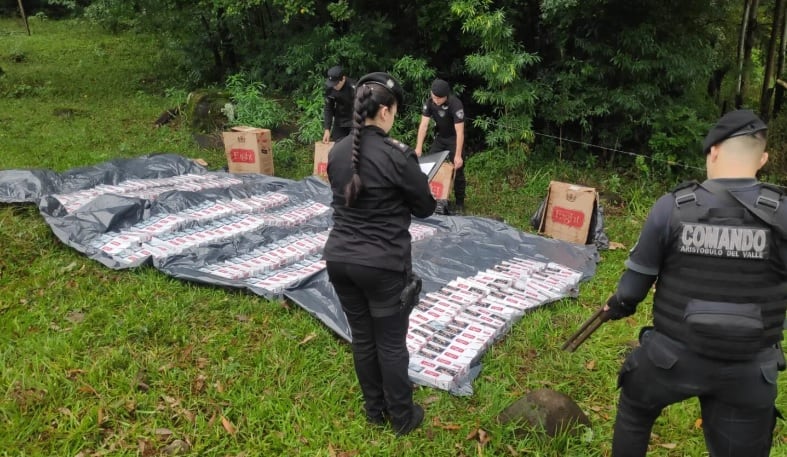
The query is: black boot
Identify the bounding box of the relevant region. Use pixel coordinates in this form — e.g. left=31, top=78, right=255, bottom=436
left=366, top=410, right=389, bottom=426
left=453, top=202, right=465, bottom=215
left=393, top=404, right=424, bottom=436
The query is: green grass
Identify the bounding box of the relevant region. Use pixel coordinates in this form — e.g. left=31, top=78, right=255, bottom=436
left=1, top=17, right=786, bottom=457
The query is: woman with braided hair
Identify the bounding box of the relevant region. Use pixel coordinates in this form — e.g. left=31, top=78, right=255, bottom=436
left=323, top=72, right=436, bottom=435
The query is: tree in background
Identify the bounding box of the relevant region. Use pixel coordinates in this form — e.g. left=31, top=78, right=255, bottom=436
left=452, top=0, right=540, bottom=152
left=26, top=0, right=786, bottom=175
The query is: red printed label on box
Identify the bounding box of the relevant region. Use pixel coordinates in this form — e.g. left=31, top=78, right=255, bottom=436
left=317, top=162, right=327, bottom=175
left=230, top=148, right=257, bottom=164
left=551, top=206, right=584, bottom=228
left=430, top=182, right=443, bottom=197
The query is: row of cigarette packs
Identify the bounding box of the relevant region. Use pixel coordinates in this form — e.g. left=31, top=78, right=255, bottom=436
left=245, top=256, right=327, bottom=295
left=408, top=222, right=439, bottom=242
left=407, top=257, right=583, bottom=391
left=94, top=200, right=329, bottom=264
left=53, top=174, right=244, bottom=213
left=200, top=231, right=330, bottom=280
left=179, top=193, right=290, bottom=222
left=91, top=192, right=291, bottom=257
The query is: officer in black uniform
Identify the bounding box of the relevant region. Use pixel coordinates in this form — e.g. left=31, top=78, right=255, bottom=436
left=415, top=79, right=466, bottom=213
left=603, top=109, right=786, bottom=457
left=323, top=72, right=436, bottom=436
left=323, top=65, right=356, bottom=143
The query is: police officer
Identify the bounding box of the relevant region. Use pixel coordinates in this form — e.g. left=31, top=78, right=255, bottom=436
left=415, top=78, right=466, bottom=214
left=603, top=109, right=786, bottom=456
left=323, top=65, right=356, bottom=143
left=323, top=72, right=436, bottom=435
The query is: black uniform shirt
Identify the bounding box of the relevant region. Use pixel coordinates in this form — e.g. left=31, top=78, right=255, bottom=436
left=422, top=95, right=464, bottom=139
left=323, top=126, right=436, bottom=272
left=621, top=178, right=787, bottom=298
left=323, top=78, right=356, bottom=130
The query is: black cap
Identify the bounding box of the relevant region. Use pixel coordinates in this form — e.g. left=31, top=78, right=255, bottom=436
left=357, top=72, right=404, bottom=108
left=326, top=65, right=344, bottom=89
left=702, top=109, right=767, bottom=154
left=431, top=79, right=450, bottom=97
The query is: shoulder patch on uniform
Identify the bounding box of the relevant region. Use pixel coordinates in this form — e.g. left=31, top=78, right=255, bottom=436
left=384, top=137, right=410, bottom=153
left=455, top=109, right=464, bottom=120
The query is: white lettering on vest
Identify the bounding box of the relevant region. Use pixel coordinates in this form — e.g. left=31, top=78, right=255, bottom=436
left=679, top=223, right=769, bottom=259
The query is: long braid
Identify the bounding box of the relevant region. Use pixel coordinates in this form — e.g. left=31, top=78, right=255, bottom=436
left=344, top=85, right=373, bottom=207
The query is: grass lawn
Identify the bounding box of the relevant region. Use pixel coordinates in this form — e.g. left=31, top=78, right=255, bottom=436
left=1, top=17, right=785, bottom=457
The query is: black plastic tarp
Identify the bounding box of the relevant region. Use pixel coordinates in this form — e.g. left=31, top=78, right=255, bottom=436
left=0, top=154, right=598, bottom=395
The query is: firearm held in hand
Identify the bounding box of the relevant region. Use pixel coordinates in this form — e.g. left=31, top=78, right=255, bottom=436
left=561, top=306, right=611, bottom=352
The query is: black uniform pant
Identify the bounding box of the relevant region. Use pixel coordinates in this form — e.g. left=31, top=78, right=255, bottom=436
left=612, top=329, right=780, bottom=457
left=326, top=261, right=415, bottom=428
left=430, top=136, right=465, bottom=206
left=331, top=126, right=351, bottom=142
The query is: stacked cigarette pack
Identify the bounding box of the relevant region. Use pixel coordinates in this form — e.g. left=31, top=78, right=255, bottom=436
left=409, top=222, right=439, bottom=242
left=53, top=174, right=243, bottom=213
left=406, top=256, right=584, bottom=391
left=94, top=193, right=322, bottom=266
left=246, top=255, right=327, bottom=295
left=201, top=231, right=329, bottom=282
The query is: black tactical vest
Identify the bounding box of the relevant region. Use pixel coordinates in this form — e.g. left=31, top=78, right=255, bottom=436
left=653, top=182, right=787, bottom=359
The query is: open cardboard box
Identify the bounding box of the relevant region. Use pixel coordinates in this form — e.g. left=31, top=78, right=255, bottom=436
left=537, top=181, right=599, bottom=244
left=222, top=126, right=274, bottom=175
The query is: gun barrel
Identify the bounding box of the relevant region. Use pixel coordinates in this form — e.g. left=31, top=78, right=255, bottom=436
left=562, top=307, right=609, bottom=352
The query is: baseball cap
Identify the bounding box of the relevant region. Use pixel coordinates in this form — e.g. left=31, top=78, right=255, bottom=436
left=702, top=109, right=767, bottom=154
left=326, top=66, right=344, bottom=89
left=431, top=79, right=450, bottom=97
left=357, top=72, right=404, bottom=108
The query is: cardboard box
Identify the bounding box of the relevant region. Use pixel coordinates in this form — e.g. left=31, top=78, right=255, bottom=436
left=222, top=126, right=274, bottom=175
left=429, top=161, right=455, bottom=200
left=538, top=181, right=598, bottom=244
left=313, top=142, right=334, bottom=182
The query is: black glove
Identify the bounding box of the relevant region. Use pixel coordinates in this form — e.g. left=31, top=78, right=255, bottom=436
left=605, top=294, right=636, bottom=320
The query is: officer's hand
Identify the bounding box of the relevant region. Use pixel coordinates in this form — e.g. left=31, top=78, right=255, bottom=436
left=322, top=130, right=331, bottom=143
left=454, top=155, right=463, bottom=169
left=415, top=147, right=422, bottom=157
left=604, top=294, right=636, bottom=320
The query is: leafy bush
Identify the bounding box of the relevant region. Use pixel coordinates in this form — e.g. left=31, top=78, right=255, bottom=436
left=224, top=72, right=288, bottom=130
left=451, top=0, right=540, bottom=151
left=82, top=0, right=139, bottom=32
left=390, top=55, right=436, bottom=144
left=646, top=105, right=708, bottom=179
left=293, top=74, right=325, bottom=144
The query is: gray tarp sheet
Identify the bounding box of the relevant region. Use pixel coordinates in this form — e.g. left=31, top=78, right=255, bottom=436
left=0, top=154, right=598, bottom=395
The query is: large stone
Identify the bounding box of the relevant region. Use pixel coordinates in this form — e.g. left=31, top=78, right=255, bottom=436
left=184, top=89, right=231, bottom=134
left=497, top=388, right=591, bottom=437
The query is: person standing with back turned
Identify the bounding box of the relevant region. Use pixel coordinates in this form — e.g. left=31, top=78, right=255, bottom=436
left=323, top=72, right=436, bottom=435
left=415, top=78, right=466, bottom=214
left=601, top=109, right=787, bottom=456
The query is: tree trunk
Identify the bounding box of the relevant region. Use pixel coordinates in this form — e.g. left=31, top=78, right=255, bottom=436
left=760, top=0, right=786, bottom=119
left=200, top=14, right=224, bottom=81
left=216, top=8, right=237, bottom=74
left=736, top=0, right=759, bottom=109
left=775, top=1, right=787, bottom=116
left=17, top=0, right=30, bottom=36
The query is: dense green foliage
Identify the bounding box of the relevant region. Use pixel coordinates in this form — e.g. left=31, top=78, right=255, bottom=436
left=8, top=0, right=785, bottom=175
